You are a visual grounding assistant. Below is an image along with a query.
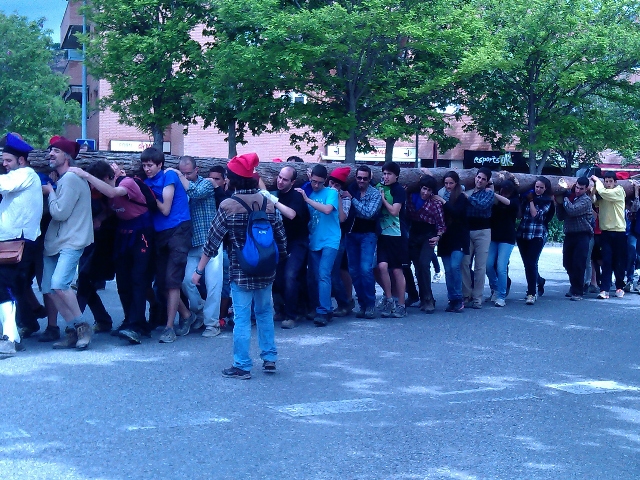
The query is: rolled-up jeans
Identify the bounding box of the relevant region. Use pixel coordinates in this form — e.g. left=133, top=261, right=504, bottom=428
left=346, top=232, right=377, bottom=309
left=486, top=241, right=514, bottom=301
left=182, top=244, right=223, bottom=327
left=230, top=282, right=276, bottom=371
left=308, top=247, right=338, bottom=316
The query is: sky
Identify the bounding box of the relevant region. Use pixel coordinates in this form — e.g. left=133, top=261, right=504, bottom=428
left=0, top=0, right=67, bottom=42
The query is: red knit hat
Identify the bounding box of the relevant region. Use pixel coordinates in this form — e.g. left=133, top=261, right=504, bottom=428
left=49, top=136, right=80, bottom=159
left=328, top=166, right=351, bottom=185
left=228, top=152, right=259, bottom=178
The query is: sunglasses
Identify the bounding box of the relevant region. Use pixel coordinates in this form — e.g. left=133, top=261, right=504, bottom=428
left=356, top=176, right=370, bottom=181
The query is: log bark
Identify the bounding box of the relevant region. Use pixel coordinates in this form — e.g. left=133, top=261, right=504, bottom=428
left=24, top=150, right=636, bottom=196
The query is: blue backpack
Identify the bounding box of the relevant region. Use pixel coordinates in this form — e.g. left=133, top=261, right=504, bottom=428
left=232, top=196, right=279, bottom=276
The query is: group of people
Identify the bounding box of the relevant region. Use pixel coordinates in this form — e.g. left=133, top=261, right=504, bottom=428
left=0, top=132, right=633, bottom=378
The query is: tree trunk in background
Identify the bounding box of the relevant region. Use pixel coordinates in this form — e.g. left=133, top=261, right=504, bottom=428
left=384, top=138, right=396, bottom=163
left=152, top=124, right=164, bottom=152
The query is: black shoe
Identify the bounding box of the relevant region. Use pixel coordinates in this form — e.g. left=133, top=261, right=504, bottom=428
left=314, top=314, right=330, bottom=327
left=506, top=277, right=512, bottom=297
left=19, top=325, right=39, bottom=339
left=263, top=360, right=276, bottom=373
left=222, top=366, right=251, bottom=379
left=38, top=325, right=60, bottom=342
left=537, top=278, right=545, bottom=297
left=93, top=322, right=113, bottom=334
left=118, top=329, right=142, bottom=345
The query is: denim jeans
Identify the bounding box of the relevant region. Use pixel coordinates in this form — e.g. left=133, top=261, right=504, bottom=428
left=346, top=232, right=377, bottom=309
left=626, top=233, right=638, bottom=280
left=442, top=250, right=464, bottom=302
left=230, top=282, right=276, bottom=371
left=486, top=242, right=515, bottom=300
left=563, top=233, right=591, bottom=296
left=331, top=237, right=350, bottom=308
left=274, top=238, right=308, bottom=319
left=308, top=247, right=338, bottom=315
left=182, top=244, right=223, bottom=327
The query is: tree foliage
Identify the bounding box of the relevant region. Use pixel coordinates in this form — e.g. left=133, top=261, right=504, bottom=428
left=83, top=0, right=208, bottom=150
left=0, top=13, right=79, bottom=146
left=461, top=0, right=640, bottom=173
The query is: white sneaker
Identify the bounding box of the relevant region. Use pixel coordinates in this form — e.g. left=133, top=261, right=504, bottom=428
left=525, top=295, right=536, bottom=305
left=432, top=272, right=444, bottom=283
left=494, top=298, right=506, bottom=307
left=202, top=325, right=221, bottom=338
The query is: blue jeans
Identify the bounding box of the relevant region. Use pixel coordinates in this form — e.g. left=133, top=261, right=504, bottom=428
left=230, top=282, right=276, bottom=371
left=331, top=238, right=350, bottom=308
left=346, top=232, right=377, bottom=309
left=486, top=242, right=514, bottom=300
left=442, top=250, right=464, bottom=302
left=308, top=247, right=338, bottom=315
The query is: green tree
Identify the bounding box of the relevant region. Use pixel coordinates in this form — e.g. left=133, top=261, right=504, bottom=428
left=226, top=0, right=488, bottom=163
left=0, top=13, right=79, bottom=146
left=83, top=0, right=208, bottom=150
left=461, top=0, right=640, bottom=174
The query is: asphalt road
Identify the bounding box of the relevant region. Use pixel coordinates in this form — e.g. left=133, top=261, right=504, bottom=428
left=1, top=245, right=639, bottom=479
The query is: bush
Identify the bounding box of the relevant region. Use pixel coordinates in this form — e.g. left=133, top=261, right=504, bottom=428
left=546, top=216, right=565, bottom=243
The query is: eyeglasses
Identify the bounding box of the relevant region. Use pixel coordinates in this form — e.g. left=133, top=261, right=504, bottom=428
left=356, top=176, right=370, bottom=181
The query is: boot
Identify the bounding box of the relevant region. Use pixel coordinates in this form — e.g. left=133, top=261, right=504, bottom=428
left=53, top=327, right=78, bottom=349
left=39, top=325, right=61, bottom=342
left=75, top=322, right=92, bottom=350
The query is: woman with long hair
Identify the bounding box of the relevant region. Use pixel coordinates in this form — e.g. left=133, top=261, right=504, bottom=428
left=516, top=176, right=555, bottom=305
left=486, top=180, right=519, bottom=307
left=434, top=171, right=469, bottom=312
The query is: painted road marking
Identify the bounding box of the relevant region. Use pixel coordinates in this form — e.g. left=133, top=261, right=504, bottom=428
left=0, top=427, right=30, bottom=440
left=545, top=380, right=640, bottom=394
left=125, top=415, right=231, bottom=431
left=273, top=398, right=382, bottom=417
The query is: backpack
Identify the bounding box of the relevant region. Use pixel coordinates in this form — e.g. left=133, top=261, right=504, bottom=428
left=116, top=176, right=158, bottom=213
left=232, top=195, right=279, bottom=276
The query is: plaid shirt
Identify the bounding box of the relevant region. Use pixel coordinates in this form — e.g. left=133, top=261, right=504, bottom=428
left=186, top=176, right=217, bottom=247
left=517, top=197, right=552, bottom=240
left=203, top=189, right=287, bottom=289
left=557, top=193, right=593, bottom=234
left=406, top=193, right=446, bottom=236
left=465, top=189, right=494, bottom=218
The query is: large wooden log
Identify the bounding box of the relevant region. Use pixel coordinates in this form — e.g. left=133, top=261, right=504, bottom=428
left=24, top=150, right=635, bottom=196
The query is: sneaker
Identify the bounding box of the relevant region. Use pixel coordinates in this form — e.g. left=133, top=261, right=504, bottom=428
left=281, top=318, right=296, bottom=329
left=570, top=295, right=583, bottom=301
left=565, top=291, right=573, bottom=297
left=118, top=329, right=141, bottom=345
left=75, top=322, right=92, bottom=350
left=391, top=304, right=406, bottom=318
left=53, top=327, right=78, bottom=349
left=471, top=300, right=482, bottom=309
left=263, top=360, right=276, bottom=373
left=380, top=298, right=395, bottom=318
left=364, top=306, right=376, bottom=319
left=314, top=314, right=330, bottom=327
left=222, top=366, right=251, bottom=379
left=38, top=325, right=60, bottom=342
left=332, top=306, right=351, bottom=317
left=420, top=300, right=436, bottom=314
left=615, top=289, right=625, bottom=298
left=159, top=327, right=176, bottom=343
left=525, top=295, right=536, bottom=305
left=494, top=298, right=506, bottom=307
left=537, top=278, right=546, bottom=297
left=432, top=272, right=444, bottom=283
left=355, top=308, right=366, bottom=319
left=175, top=313, right=195, bottom=336
left=597, top=291, right=609, bottom=299
left=202, top=325, right=221, bottom=337
left=0, top=335, right=16, bottom=356
left=93, top=322, right=112, bottom=334
left=18, top=325, right=39, bottom=339
left=191, top=311, right=205, bottom=330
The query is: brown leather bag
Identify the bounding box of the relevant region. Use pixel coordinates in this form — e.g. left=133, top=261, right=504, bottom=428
left=0, top=240, right=25, bottom=264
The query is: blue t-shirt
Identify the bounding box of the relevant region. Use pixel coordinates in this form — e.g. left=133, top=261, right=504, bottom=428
left=144, top=170, right=190, bottom=231
left=308, top=187, right=340, bottom=251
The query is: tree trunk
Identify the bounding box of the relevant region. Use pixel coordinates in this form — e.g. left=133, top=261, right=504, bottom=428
left=227, top=121, right=237, bottom=159
left=344, top=132, right=357, bottom=164
left=384, top=138, right=396, bottom=163
left=151, top=124, right=164, bottom=152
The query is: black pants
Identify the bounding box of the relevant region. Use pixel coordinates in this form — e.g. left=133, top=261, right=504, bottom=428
left=409, top=232, right=436, bottom=303
left=76, top=243, right=113, bottom=327
left=600, top=230, right=627, bottom=292
left=517, top=237, right=544, bottom=296
left=2, top=241, right=40, bottom=331
left=563, top=232, right=591, bottom=296
left=116, top=227, right=153, bottom=334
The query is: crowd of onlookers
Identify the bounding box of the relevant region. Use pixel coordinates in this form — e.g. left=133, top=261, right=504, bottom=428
left=0, top=132, right=635, bottom=377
